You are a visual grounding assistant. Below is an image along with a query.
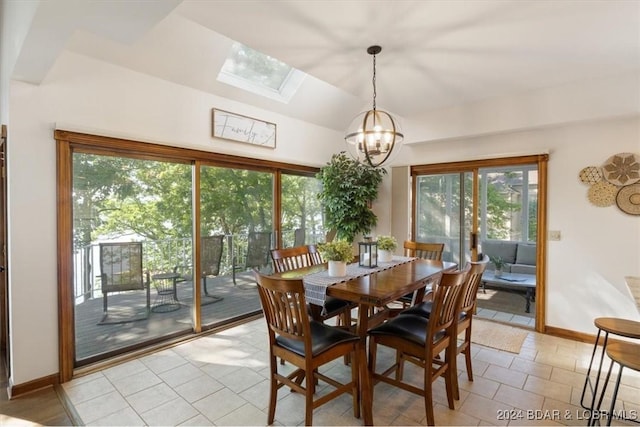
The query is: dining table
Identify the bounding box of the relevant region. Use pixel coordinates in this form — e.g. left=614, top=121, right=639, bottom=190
left=275, top=257, right=457, bottom=426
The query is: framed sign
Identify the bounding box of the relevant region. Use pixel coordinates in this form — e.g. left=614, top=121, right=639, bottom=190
left=212, top=108, right=276, bottom=148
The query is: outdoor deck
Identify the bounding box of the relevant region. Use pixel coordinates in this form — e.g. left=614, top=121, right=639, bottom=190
left=75, top=271, right=263, bottom=361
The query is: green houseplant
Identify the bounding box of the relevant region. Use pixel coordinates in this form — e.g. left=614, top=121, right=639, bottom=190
left=376, top=235, right=397, bottom=262
left=317, top=239, right=354, bottom=276
left=317, top=152, right=386, bottom=243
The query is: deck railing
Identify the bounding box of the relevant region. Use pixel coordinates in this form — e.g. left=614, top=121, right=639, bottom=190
left=73, top=229, right=327, bottom=303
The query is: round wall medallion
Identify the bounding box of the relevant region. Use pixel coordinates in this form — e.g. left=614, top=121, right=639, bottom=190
left=579, top=166, right=602, bottom=184
left=602, top=152, right=640, bottom=186
left=616, top=183, right=640, bottom=215
left=587, top=181, right=618, bottom=207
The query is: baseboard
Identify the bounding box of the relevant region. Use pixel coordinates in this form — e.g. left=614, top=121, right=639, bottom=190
left=545, top=325, right=604, bottom=344
left=7, top=373, right=58, bottom=399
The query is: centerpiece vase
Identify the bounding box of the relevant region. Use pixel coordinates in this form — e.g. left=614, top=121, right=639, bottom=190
left=328, top=260, right=347, bottom=277
left=378, top=249, right=393, bottom=263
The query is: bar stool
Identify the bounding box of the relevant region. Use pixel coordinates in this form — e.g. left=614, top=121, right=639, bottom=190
left=580, top=317, right=640, bottom=425
left=601, top=341, right=640, bottom=426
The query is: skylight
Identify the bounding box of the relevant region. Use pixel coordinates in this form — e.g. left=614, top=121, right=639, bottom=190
left=218, top=42, right=305, bottom=103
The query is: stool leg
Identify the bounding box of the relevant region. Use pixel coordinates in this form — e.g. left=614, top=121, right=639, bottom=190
left=606, top=365, right=624, bottom=426
left=593, top=358, right=615, bottom=426
left=587, top=331, right=609, bottom=426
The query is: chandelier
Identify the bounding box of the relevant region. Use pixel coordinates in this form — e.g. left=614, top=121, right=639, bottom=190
left=345, top=45, right=404, bottom=168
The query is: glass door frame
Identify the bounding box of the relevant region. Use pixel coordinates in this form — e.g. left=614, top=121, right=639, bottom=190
left=56, top=130, right=319, bottom=381
left=410, top=154, right=548, bottom=333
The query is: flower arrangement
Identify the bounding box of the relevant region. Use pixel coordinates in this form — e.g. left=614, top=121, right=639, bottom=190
left=317, top=240, right=354, bottom=262
left=377, top=235, right=397, bottom=251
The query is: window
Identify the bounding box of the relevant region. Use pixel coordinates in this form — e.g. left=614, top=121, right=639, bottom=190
left=218, top=42, right=305, bottom=103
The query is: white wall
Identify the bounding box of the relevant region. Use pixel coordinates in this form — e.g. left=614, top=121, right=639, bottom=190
left=8, top=52, right=343, bottom=385
left=376, top=116, right=640, bottom=334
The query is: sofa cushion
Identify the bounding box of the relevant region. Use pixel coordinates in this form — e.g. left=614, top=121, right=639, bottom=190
left=511, top=264, right=536, bottom=275
left=481, top=241, right=517, bottom=265
left=515, top=244, right=536, bottom=265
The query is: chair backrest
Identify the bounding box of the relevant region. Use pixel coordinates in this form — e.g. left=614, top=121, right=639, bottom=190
left=246, top=231, right=273, bottom=268
left=427, top=269, right=468, bottom=343
left=254, top=271, right=311, bottom=348
left=100, top=242, right=145, bottom=293
left=459, top=255, right=489, bottom=315
left=271, top=245, right=312, bottom=273
left=294, top=228, right=305, bottom=247
left=307, top=244, right=324, bottom=265
left=403, top=241, right=445, bottom=261
left=202, top=235, right=224, bottom=277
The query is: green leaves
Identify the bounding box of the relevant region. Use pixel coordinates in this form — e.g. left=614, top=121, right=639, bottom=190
left=317, top=152, right=386, bottom=243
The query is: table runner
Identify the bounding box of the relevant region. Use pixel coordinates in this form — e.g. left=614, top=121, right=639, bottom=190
left=303, top=256, right=417, bottom=311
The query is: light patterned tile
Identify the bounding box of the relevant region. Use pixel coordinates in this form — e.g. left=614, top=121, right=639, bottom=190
left=217, top=366, right=266, bottom=393
left=140, top=349, right=188, bottom=374
left=493, top=383, right=544, bottom=411
left=458, top=392, right=511, bottom=425
left=173, top=374, right=224, bottom=403
left=110, top=368, right=162, bottom=397
left=510, top=357, right=553, bottom=380
left=192, top=387, right=248, bottom=423
left=214, top=402, right=270, bottom=426
left=158, top=362, right=204, bottom=388
left=89, top=406, right=145, bottom=426
left=483, top=364, right=527, bottom=389
left=126, top=382, right=179, bottom=414
left=62, top=375, right=115, bottom=405
left=140, top=396, right=199, bottom=426
left=524, top=375, right=572, bottom=404
left=74, top=390, right=130, bottom=425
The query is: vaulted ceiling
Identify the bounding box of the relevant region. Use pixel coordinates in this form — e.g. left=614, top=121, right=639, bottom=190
left=11, top=0, right=640, bottom=140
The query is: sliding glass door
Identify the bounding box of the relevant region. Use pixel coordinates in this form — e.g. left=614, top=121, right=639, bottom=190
left=412, top=155, right=547, bottom=331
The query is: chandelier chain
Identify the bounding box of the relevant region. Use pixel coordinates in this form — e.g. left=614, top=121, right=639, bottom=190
left=372, top=53, right=377, bottom=111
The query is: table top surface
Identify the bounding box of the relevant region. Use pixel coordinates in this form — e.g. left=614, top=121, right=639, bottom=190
left=482, top=270, right=536, bottom=287
left=275, top=259, right=457, bottom=306
left=606, top=341, right=640, bottom=371
left=594, top=317, right=640, bottom=339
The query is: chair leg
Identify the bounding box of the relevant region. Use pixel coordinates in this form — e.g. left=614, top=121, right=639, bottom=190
left=305, top=376, right=314, bottom=426
left=424, top=367, right=436, bottom=426
left=444, top=348, right=456, bottom=410
left=267, top=355, right=278, bottom=424
left=464, top=327, right=473, bottom=381
left=351, top=347, right=360, bottom=419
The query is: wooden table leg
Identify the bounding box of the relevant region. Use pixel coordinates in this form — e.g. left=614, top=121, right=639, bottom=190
left=357, top=303, right=373, bottom=425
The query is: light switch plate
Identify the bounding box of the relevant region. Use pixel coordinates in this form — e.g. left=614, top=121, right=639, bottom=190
left=549, top=230, right=561, bottom=241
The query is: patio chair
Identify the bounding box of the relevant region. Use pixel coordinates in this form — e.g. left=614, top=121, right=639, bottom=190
left=232, top=231, right=272, bottom=285
left=99, top=242, right=150, bottom=324
left=172, top=235, right=225, bottom=305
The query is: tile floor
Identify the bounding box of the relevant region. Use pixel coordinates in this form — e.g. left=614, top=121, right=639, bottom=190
left=59, top=317, right=640, bottom=426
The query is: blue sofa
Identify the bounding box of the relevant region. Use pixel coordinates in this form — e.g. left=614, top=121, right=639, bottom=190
left=481, top=240, right=536, bottom=275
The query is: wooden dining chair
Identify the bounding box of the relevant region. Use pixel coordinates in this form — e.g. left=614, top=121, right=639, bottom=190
left=401, top=255, right=489, bottom=399
left=270, top=245, right=353, bottom=330
left=367, top=268, right=468, bottom=426
left=395, top=241, right=446, bottom=308
left=403, top=241, right=445, bottom=260
left=254, top=271, right=360, bottom=426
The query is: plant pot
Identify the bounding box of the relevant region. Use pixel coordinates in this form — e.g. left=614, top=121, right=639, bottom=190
left=378, top=249, right=393, bottom=263
left=328, top=260, right=347, bottom=277
left=494, top=268, right=503, bottom=278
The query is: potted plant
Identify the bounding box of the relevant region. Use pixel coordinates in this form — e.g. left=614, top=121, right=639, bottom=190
left=317, top=152, right=386, bottom=243
left=377, top=235, right=397, bottom=262
left=489, top=255, right=507, bottom=277
left=317, top=239, right=354, bottom=277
